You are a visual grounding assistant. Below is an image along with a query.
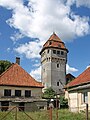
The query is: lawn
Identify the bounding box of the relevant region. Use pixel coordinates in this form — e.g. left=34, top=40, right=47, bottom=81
left=0, top=109, right=87, bottom=120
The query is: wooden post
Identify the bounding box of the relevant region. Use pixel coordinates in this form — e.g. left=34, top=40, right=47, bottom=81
left=15, top=106, right=17, bottom=120
left=50, top=107, right=52, bottom=120
left=86, top=103, right=88, bottom=120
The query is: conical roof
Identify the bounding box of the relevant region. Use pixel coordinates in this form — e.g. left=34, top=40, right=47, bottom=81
left=48, top=32, right=62, bottom=42
left=40, top=32, right=68, bottom=54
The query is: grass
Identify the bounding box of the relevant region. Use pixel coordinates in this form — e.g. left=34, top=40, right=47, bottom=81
left=0, top=109, right=88, bottom=120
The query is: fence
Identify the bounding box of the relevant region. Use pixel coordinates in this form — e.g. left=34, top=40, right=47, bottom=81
left=0, top=106, right=59, bottom=120
left=0, top=105, right=89, bottom=120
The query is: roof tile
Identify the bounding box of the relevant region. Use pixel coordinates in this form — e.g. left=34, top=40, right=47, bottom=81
left=65, top=67, right=90, bottom=88
left=0, top=63, right=43, bottom=88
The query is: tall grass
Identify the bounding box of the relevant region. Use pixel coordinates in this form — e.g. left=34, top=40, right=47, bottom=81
left=0, top=109, right=87, bottom=120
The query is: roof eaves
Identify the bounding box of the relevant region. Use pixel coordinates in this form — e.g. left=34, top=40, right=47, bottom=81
left=65, top=81, right=90, bottom=89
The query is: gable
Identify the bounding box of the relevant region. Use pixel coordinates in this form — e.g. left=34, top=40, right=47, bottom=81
left=0, top=63, right=43, bottom=88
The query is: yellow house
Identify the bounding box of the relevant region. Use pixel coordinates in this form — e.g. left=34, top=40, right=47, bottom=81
left=64, top=67, right=90, bottom=112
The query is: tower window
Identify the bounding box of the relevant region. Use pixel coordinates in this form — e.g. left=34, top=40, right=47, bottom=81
left=47, top=50, right=49, bottom=53
left=57, top=82, right=59, bottom=86
left=61, top=51, right=64, bottom=55
left=57, top=64, right=59, bottom=68
left=58, top=44, right=61, bottom=48
left=53, top=50, right=56, bottom=54
left=57, top=51, right=60, bottom=54
left=49, top=41, right=52, bottom=45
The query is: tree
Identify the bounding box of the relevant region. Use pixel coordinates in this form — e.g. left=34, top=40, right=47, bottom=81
left=59, top=95, right=68, bottom=108
left=42, top=87, right=56, bottom=98
left=0, top=60, right=12, bottom=74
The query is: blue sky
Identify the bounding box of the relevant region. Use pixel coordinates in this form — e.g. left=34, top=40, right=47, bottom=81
left=0, top=0, right=90, bottom=81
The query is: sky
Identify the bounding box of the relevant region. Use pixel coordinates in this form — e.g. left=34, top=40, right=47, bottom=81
left=0, top=0, right=90, bottom=81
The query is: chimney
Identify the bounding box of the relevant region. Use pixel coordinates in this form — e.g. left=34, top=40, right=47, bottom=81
left=16, top=57, right=20, bottom=65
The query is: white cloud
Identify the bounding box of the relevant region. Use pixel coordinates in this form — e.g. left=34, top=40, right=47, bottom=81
left=0, top=0, right=90, bottom=59
left=76, top=0, right=90, bottom=8
left=0, top=0, right=89, bottom=42
left=10, top=32, right=24, bottom=43
left=14, top=40, right=41, bottom=59
left=67, top=0, right=90, bottom=8
left=7, top=47, right=11, bottom=52
left=66, top=64, right=78, bottom=74
left=30, top=66, right=41, bottom=81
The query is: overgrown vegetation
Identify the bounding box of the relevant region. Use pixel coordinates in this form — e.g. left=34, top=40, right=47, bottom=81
left=0, top=60, right=12, bottom=74
left=59, top=95, right=68, bottom=108
left=0, top=109, right=87, bottom=120
left=42, top=87, right=68, bottom=108
left=42, top=87, right=56, bottom=98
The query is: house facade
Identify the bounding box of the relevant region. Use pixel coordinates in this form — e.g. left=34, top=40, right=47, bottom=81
left=0, top=59, right=47, bottom=111
left=65, top=67, right=90, bottom=112
left=40, top=33, right=68, bottom=94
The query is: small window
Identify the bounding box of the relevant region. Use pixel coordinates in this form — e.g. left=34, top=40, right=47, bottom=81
left=53, top=50, right=56, bottom=54
left=4, top=89, right=11, bottom=96
left=25, top=90, right=31, bottom=97
left=15, top=90, right=21, bottom=97
left=58, top=44, right=61, bottom=48
left=57, top=51, right=60, bottom=54
left=61, top=51, right=64, bottom=55
left=57, top=64, right=59, bottom=68
left=57, top=82, right=59, bottom=86
left=49, top=41, right=52, bottom=45
left=82, top=92, right=88, bottom=103
left=47, top=50, right=49, bottom=53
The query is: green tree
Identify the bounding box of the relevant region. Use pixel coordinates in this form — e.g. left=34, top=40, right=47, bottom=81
left=59, top=95, right=68, bottom=108
left=42, top=87, right=56, bottom=98
left=0, top=60, right=12, bottom=74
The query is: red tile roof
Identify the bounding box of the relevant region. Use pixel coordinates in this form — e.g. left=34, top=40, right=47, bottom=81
left=65, top=67, right=90, bottom=88
left=0, top=63, right=43, bottom=88
left=40, top=33, right=68, bottom=54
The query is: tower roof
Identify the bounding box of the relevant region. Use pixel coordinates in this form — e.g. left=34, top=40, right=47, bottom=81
left=48, top=32, right=62, bottom=42
left=40, top=32, right=68, bottom=54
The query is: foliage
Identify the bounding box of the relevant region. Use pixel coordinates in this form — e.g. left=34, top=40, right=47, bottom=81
left=59, top=95, right=68, bottom=108
left=42, top=87, right=56, bottom=98
left=0, top=60, right=12, bottom=74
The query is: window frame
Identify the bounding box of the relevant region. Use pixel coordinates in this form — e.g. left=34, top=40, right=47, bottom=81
left=57, top=82, right=59, bottom=86
left=61, top=51, right=64, bottom=55
left=47, top=49, right=49, bottom=53
left=4, top=89, right=11, bottom=96
left=57, top=51, right=60, bottom=55
left=57, top=63, right=59, bottom=68
left=25, top=90, right=31, bottom=97
left=53, top=50, right=56, bottom=54
left=15, top=90, right=21, bottom=97
left=82, top=92, right=88, bottom=103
